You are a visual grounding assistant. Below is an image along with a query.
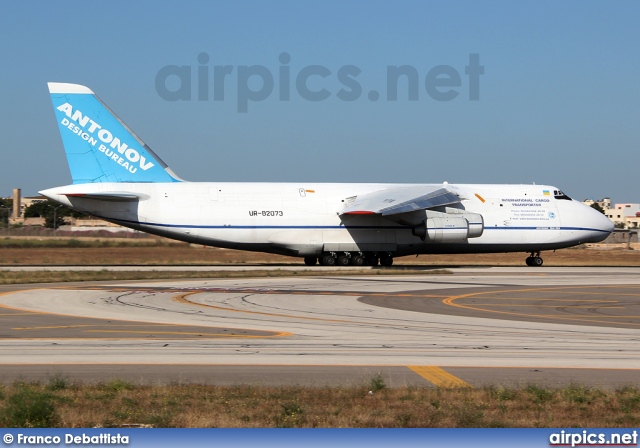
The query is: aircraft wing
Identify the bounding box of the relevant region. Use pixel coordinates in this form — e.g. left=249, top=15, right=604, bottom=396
left=341, top=186, right=460, bottom=216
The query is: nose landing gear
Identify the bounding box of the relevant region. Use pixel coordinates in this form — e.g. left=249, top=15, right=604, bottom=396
left=525, top=252, right=543, bottom=267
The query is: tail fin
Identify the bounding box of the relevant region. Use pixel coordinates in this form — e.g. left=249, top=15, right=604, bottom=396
left=48, top=82, right=182, bottom=184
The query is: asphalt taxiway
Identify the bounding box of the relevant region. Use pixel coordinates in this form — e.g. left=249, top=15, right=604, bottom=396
left=1, top=266, right=639, bottom=388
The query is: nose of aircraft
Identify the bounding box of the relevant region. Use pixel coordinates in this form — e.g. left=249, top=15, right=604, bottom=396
left=558, top=200, right=614, bottom=244
left=582, top=202, right=615, bottom=243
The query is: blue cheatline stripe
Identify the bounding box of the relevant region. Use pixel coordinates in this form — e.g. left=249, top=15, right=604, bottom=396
left=108, top=218, right=609, bottom=233
left=487, top=226, right=610, bottom=233
left=110, top=218, right=425, bottom=230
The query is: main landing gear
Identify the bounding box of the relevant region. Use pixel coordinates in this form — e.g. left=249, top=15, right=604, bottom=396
left=304, top=256, right=317, bottom=266
left=306, top=252, right=394, bottom=267
left=525, top=252, right=543, bottom=267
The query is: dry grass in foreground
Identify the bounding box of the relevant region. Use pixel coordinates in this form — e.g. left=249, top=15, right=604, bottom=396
left=1, top=378, right=639, bottom=428
left=0, top=268, right=450, bottom=285
left=1, top=237, right=639, bottom=266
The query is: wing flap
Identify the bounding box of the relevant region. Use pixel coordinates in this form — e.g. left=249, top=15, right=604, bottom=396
left=341, top=186, right=460, bottom=216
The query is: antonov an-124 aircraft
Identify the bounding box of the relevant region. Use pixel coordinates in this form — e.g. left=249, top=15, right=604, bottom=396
left=41, top=83, right=614, bottom=267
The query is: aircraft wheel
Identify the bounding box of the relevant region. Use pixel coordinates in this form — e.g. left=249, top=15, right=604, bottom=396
left=351, top=255, right=365, bottom=266
left=337, top=254, right=351, bottom=266
left=364, top=256, right=378, bottom=266
left=380, top=256, right=393, bottom=267
left=525, top=256, right=543, bottom=267
left=321, top=254, right=336, bottom=266
left=304, top=257, right=317, bottom=266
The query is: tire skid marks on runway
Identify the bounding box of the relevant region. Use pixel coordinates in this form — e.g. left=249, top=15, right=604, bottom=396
left=0, top=289, right=290, bottom=340
left=168, top=291, right=589, bottom=342
left=443, top=285, right=640, bottom=327
left=21, top=283, right=640, bottom=335
left=173, top=292, right=354, bottom=324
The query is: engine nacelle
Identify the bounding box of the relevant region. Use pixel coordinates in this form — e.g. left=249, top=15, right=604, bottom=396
left=466, top=214, right=484, bottom=238
left=442, top=208, right=484, bottom=238
left=411, top=210, right=484, bottom=243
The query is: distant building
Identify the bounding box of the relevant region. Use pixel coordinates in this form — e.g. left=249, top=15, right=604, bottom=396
left=581, top=197, right=640, bottom=228
left=70, top=218, right=136, bottom=233
left=604, top=203, right=640, bottom=228
left=9, top=194, right=47, bottom=225
left=582, top=197, right=611, bottom=210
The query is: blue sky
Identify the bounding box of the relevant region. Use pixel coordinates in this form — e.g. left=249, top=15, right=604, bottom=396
left=1, top=1, right=638, bottom=202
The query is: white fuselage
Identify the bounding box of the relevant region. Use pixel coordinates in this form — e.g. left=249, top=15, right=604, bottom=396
left=42, top=182, right=614, bottom=258
left=44, top=83, right=614, bottom=263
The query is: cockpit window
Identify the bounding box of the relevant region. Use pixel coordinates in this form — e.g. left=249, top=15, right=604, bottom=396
left=553, top=190, right=572, bottom=200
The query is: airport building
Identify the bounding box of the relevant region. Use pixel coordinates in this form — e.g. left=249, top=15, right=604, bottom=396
left=582, top=197, right=611, bottom=210
left=582, top=198, right=640, bottom=228
left=604, top=203, right=640, bottom=228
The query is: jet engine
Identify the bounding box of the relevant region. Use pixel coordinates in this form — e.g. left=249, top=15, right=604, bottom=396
left=411, top=210, right=484, bottom=243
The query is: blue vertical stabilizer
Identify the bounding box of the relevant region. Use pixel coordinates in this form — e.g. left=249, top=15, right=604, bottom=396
left=48, top=82, right=182, bottom=184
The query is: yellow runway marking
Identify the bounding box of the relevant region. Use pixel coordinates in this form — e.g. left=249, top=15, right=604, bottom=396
left=172, top=291, right=455, bottom=331
left=78, top=285, right=449, bottom=299
left=408, top=366, right=471, bottom=388
left=14, top=325, right=94, bottom=330
left=547, top=291, right=640, bottom=297
left=83, top=330, right=285, bottom=338
left=443, top=286, right=640, bottom=327
left=173, top=292, right=485, bottom=333
left=0, top=289, right=290, bottom=339
left=463, top=297, right=619, bottom=302
left=173, top=292, right=355, bottom=324
left=469, top=304, right=624, bottom=308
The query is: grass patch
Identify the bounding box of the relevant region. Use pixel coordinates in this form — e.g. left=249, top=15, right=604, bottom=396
left=1, top=381, right=640, bottom=428
left=0, top=237, right=186, bottom=249
left=1, top=382, right=57, bottom=427
left=369, top=373, right=387, bottom=392
left=46, top=374, right=72, bottom=392
left=0, top=268, right=452, bottom=285
left=2, top=238, right=640, bottom=267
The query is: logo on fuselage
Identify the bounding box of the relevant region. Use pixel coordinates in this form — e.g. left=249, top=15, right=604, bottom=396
left=56, top=103, right=154, bottom=174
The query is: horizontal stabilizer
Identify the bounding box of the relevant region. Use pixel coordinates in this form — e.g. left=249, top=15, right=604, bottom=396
left=341, top=186, right=460, bottom=216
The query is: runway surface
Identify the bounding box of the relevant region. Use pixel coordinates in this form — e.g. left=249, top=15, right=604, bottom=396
left=1, top=266, right=639, bottom=388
